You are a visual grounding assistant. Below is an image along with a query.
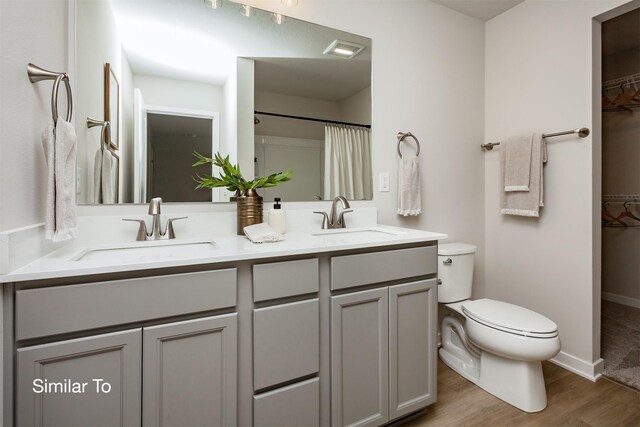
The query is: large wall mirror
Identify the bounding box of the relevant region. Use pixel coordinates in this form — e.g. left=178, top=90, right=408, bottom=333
left=75, top=0, right=372, bottom=205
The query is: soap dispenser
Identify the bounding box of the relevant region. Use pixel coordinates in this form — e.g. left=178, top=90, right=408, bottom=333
left=268, top=198, right=286, bottom=234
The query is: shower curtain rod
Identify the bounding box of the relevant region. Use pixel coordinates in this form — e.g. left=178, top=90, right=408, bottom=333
left=254, top=110, right=371, bottom=129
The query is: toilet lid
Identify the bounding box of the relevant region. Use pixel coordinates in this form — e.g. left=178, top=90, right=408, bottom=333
left=462, top=299, right=558, bottom=338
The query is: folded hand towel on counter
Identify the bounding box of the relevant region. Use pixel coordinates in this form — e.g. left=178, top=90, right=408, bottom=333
left=244, top=223, right=284, bottom=243
left=503, top=134, right=534, bottom=192
left=42, top=119, right=56, bottom=240
left=397, top=156, right=421, bottom=216
left=501, top=134, right=547, bottom=217
left=43, top=118, right=78, bottom=242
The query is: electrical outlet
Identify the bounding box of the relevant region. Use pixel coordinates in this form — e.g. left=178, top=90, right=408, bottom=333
left=379, top=172, right=390, bottom=192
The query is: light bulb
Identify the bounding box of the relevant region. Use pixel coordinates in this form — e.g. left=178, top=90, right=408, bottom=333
left=239, top=4, right=255, bottom=17
left=208, top=0, right=222, bottom=9
left=271, top=13, right=287, bottom=25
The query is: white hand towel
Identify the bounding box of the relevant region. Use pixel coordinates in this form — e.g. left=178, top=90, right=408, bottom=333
left=41, top=119, right=56, bottom=240
left=93, top=148, right=103, bottom=203
left=397, top=156, right=421, bottom=216
left=101, top=149, right=115, bottom=204
left=52, top=118, right=78, bottom=241
left=243, top=223, right=284, bottom=243
left=503, top=134, right=534, bottom=191
left=501, top=135, right=547, bottom=217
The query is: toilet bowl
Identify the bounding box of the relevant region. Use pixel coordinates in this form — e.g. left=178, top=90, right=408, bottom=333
left=437, top=243, right=561, bottom=413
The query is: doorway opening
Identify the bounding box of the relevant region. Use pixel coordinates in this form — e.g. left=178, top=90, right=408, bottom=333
left=599, top=6, right=640, bottom=391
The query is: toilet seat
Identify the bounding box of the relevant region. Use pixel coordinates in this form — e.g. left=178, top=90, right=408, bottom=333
left=462, top=299, right=558, bottom=339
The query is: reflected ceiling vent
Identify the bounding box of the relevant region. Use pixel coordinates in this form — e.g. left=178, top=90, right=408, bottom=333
left=323, top=40, right=365, bottom=59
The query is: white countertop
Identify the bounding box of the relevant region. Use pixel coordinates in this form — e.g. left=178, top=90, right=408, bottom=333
left=1, top=225, right=447, bottom=283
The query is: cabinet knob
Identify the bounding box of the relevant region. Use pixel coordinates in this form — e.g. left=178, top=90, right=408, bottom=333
left=437, top=279, right=442, bottom=285
left=442, top=258, right=452, bottom=265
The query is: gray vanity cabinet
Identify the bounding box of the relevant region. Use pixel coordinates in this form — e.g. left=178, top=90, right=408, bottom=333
left=142, top=314, right=238, bottom=427
left=330, top=280, right=437, bottom=427
left=330, top=246, right=438, bottom=427
left=16, top=329, right=142, bottom=427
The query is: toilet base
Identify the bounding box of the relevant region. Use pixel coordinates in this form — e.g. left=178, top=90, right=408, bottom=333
left=477, top=352, right=547, bottom=412
left=439, top=347, right=548, bottom=413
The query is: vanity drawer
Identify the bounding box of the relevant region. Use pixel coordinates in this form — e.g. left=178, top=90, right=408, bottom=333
left=331, top=246, right=437, bottom=291
left=253, top=299, right=319, bottom=390
left=254, top=377, right=320, bottom=427
left=16, top=269, right=237, bottom=341
left=253, top=258, right=318, bottom=302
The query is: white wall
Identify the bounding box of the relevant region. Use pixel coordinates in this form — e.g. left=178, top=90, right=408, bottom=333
left=484, top=0, right=634, bottom=379
left=340, top=86, right=372, bottom=125
left=133, top=74, right=224, bottom=112
left=255, top=90, right=342, bottom=140
left=0, top=0, right=69, bottom=232
left=237, top=58, right=255, bottom=180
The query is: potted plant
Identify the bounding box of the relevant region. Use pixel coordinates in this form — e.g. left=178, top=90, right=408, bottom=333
left=193, top=152, right=292, bottom=234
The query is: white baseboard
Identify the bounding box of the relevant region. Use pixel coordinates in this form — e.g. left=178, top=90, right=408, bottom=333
left=550, top=351, right=603, bottom=382
left=602, top=292, right=640, bottom=309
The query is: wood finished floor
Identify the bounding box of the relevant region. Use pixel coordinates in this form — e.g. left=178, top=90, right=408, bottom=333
left=404, top=360, right=640, bottom=426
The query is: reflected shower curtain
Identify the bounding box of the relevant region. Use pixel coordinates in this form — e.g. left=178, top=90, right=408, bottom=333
left=323, top=124, right=372, bottom=200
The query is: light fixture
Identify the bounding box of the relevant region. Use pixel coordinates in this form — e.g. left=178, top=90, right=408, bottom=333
left=271, top=13, right=287, bottom=25
left=323, top=40, right=366, bottom=59
left=281, top=0, right=298, bottom=7
left=239, top=4, right=255, bottom=17
left=207, top=0, right=222, bottom=9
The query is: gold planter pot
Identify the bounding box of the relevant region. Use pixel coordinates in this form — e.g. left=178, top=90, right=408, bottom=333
left=236, top=189, right=263, bottom=235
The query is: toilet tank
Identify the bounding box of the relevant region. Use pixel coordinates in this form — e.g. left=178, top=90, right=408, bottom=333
left=438, top=243, right=477, bottom=303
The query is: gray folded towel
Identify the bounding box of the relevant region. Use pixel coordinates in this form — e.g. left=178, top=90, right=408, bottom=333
left=501, top=134, right=547, bottom=217
left=503, top=134, right=534, bottom=192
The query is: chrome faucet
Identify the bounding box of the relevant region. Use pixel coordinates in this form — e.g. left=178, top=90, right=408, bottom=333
left=123, top=197, right=188, bottom=241
left=314, top=196, right=353, bottom=229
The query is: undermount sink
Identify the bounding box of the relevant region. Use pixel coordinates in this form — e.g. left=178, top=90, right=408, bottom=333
left=73, top=238, right=218, bottom=262
left=311, top=227, right=405, bottom=239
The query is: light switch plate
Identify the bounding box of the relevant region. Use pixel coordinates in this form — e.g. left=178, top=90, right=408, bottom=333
left=379, top=173, right=390, bottom=192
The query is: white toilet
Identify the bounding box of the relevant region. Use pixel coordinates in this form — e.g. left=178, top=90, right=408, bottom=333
left=437, top=243, right=561, bottom=413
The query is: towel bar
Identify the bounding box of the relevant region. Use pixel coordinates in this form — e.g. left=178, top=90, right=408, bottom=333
left=27, top=63, right=73, bottom=123
left=397, top=132, right=421, bottom=158
left=481, top=127, right=590, bottom=151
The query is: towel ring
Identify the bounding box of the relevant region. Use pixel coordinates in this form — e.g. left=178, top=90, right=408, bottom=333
left=52, top=74, right=73, bottom=123
left=27, top=63, right=73, bottom=123
left=397, top=132, right=420, bottom=158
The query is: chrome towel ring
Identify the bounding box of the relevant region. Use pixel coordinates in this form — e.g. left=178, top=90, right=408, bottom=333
left=27, top=63, right=73, bottom=123
left=397, top=131, right=420, bottom=158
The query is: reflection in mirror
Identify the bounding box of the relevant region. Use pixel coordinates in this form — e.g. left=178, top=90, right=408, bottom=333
left=75, top=0, right=371, bottom=204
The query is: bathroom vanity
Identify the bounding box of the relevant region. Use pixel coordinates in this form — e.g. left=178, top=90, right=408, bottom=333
left=1, top=226, right=444, bottom=426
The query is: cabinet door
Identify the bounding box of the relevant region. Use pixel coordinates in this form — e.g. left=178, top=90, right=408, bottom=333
left=331, top=288, right=389, bottom=427
left=143, top=314, right=237, bottom=427
left=17, top=329, right=142, bottom=427
left=389, top=280, right=437, bottom=419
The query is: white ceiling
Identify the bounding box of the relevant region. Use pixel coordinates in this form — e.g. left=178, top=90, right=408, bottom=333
left=109, top=0, right=372, bottom=99
left=431, top=0, right=526, bottom=21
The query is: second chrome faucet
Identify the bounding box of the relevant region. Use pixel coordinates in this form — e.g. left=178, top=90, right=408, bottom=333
left=123, top=197, right=187, bottom=241
left=314, top=196, right=353, bottom=229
